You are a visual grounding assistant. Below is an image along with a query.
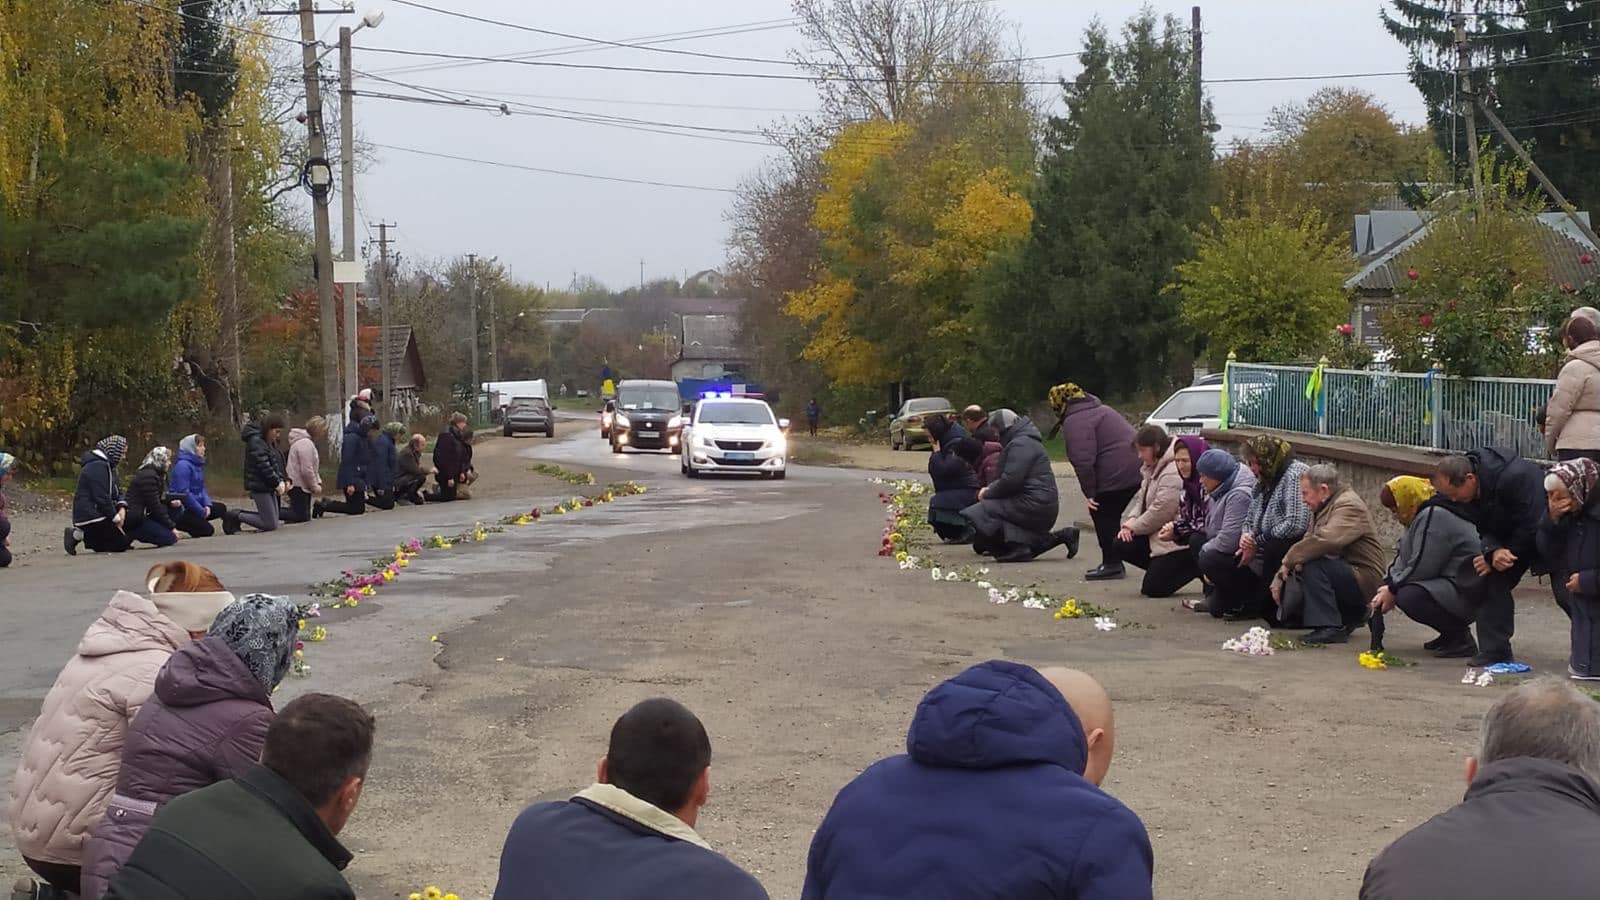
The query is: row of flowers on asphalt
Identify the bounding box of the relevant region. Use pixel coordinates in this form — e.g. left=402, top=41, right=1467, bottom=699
left=869, top=478, right=1512, bottom=685
left=289, top=467, right=646, bottom=678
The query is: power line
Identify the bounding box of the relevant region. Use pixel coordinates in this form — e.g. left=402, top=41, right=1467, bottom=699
left=369, top=143, right=737, bottom=192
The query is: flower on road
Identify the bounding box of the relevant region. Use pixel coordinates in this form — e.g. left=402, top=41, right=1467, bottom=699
left=1222, top=626, right=1275, bottom=656
left=1358, top=651, right=1387, bottom=670
left=1053, top=598, right=1084, bottom=619
left=1093, top=616, right=1118, bottom=631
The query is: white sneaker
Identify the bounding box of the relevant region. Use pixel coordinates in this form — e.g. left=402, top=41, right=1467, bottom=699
left=1569, top=666, right=1600, bottom=682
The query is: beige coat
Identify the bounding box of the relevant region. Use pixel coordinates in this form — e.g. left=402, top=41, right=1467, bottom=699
left=1122, top=442, right=1183, bottom=556
left=1547, top=341, right=1600, bottom=454
left=1277, top=487, right=1389, bottom=599
left=285, top=428, right=322, bottom=494
left=9, top=591, right=189, bottom=865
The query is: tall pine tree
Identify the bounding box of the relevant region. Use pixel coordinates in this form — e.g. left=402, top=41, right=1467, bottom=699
left=1383, top=0, right=1600, bottom=209
left=984, top=12, right=1215, bottom=400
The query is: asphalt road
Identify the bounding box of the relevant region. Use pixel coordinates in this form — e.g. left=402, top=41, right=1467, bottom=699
left=0, top=422, right=1582, bottom=898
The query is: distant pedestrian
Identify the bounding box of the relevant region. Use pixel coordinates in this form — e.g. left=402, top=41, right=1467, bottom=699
left=803, top=661, right=1153, bottom=900
left=123, top=448, right=181, bottom=549
left=0, top=450, right=14, bottom=568
left=282, top=417, right=326, bottom=524
left=167, top=435, right=226, bottom=539
left=1361, top=677, right=1600, bottom=900
left=493, top=698, right=768, bottom=900
left=1546, top=314, right=1600, bottom=463
left=1048, top=383, right=1142, bottom=580
left=9, top=562, right=233, bottom=899
left=103, top=693, right=374, bottom=900
left=66, top=435, right=132, bottom=555
left=80, top=594, right=299, bottom=900
left=805, top=398, right=821, bottom=436
left=227, top=416, right=288, bottom=535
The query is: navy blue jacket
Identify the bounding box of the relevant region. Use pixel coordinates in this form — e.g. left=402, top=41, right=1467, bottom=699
left=72, top=450, right=126, bottom=526
left=492, top=787, right=768, bottom=900
left=803, top=660, right=1154, bottom=900
left=337, top=423, right=372, bottom=492
left=1466, top=446, right=1547, bottom=567
left=167, top=449, right=211, bottom=519
left=928, top=447, right=978, bottom=512
left=368, top=433, right=397, bottom=493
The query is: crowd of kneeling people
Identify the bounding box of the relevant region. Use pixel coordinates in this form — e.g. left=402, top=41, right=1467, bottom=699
left=931, top=382, right=1600, bottom=672
left=9, top=559, right=1600, bottom=898
left=58, top=393, right=482, bottom=557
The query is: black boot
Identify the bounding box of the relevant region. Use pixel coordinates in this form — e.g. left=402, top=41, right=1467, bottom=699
left=1052, top=526, right=1081, bottom=559
left=1085, top=563, right=1125, bottom=581
left=63, top=526, right=80, bottom=556
left=1432, top=634, right=1478, bottom=659
left=1422, top=634, right=1446, bottom=651
left=995, top=542, right=1035, bottom=563
left=222, top=511, right=241, bottom=535
left=1303, top=626, right=1350, bottom=645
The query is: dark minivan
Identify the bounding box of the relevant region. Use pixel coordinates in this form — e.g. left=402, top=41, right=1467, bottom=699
left=610, top=379, right=685, bottom=453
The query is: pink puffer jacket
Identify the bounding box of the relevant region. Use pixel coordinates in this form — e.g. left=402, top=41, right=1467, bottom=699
left=8, top=591, right=191, bottom=866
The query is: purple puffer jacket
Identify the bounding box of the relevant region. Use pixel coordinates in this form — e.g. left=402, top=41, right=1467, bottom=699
left=78, top=636, right=273, bottom=900
left=1060, top=395, right=1143, bottom=499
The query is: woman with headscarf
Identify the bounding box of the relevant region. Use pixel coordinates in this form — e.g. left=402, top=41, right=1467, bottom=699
left=1538, top=459, right=1600, bottom=680
left=79, top=593, right=298, bottom=900
left=66, top=436, right=132, bottom=555
left=123, top=447, right=181, bottom=549
left=1236, top=435, right=1312, bottom=613
left=1155, top=436, right=1211, bottom=604
left=167, top=435, right=226, bottom=539
left=0, top=451, right=14, bottom=567
left=1370, top=474, right=1485, bottom=659
left=959, top=409, right=1077, bottom=563
left=925, top=415, right=978, bottom=543
left=1193, top=448, right=1259, bottom=618
left=9, top=562, right=233, bottom=898
left=1047, top=383, right=1142, bottom=580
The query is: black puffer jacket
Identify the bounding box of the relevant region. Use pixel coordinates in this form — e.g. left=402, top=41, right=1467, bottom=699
left=1361, top=757, right=1600, bottom=900
left=125, top=465, right=176, bottom=531
left=240, top=425, right=286, bottom=495
left=1466, top=446, right=1546, bottom=567
left=928, top=447, right=978, bottom=513
left=960, top=418, right=1059, bottom=541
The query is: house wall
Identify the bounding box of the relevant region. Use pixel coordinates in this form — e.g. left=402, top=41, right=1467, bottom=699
left=671, top=359, right=748, bottom=382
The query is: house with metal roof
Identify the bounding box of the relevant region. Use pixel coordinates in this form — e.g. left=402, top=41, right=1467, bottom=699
left=358, top=324, right=427, bottom=417
left=671, top=314, right=750, bottom=383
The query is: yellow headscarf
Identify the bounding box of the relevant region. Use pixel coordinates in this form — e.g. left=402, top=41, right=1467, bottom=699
left=1047, top=383, right=1088, bottom=416
left=1384, top=475, right=1434, bottom=526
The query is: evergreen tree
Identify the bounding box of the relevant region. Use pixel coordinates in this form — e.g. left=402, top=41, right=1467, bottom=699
left=985, top=12, right=1215, bottom=400
left=1383, top=0, right=1600, bottom=209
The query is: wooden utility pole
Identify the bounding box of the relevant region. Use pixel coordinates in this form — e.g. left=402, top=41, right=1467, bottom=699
left=374, top=222, right=395, bottom=416
left=1191, top=6, right=1203, bottom=122
left=1453, top=5, right=1483, bottom=203
left=1474, top=99, right=1600, bottom=248
left=295, top=0, right=342, bottom=435
left=466, top=253, right=480, bottom=405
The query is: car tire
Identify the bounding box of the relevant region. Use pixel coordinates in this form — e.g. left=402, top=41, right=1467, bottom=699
left=546, top=425, right=555, bottom=438
left=891, top=432, right=901, bottom=451
left=685, top=460, right=699, bottom=478
left=772, top=470, right=786, bottom=480
left=503, top=426, right=513, bottom=438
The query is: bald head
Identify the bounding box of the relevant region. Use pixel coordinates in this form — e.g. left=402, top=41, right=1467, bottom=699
left=1039, top=667, right=1117, bottom=786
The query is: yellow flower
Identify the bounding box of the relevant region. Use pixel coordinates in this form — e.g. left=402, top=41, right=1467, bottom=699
left=431, top=634, right=439, bottom=642
left=382, top=570, right=396, bottom=582
left=894, top=551, right=908, bottom=562
left=888, top=532, right=902, bottom=543
left=298, top=619, right=306, bottom=631
left=410, top=894, right=422, bottom=900
left=445, top=894, right=459, bottom=900
left=360, top=585, right=376, bottom=596
left=424, top=888, right=442, bottom=900
left=1358, top=651, right=1387, bottom=670
left=347, top=598, right=359, bottom=607
left=397, top=558, right=409, bottom=567
left=294, top=649, right=304, bottom=659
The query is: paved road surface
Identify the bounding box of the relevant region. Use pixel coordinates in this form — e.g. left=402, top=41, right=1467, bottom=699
left=0, top=425, right=1580, bottom=898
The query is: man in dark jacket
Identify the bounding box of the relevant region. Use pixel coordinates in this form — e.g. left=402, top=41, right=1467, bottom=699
left=1435, top=448, right=1548, bottom=666
left=803, top=661, right=1153, bottom=900
left=428, top=413, right=473, bottom=502
left=959, top=409, right=1077, bottom=562
left=66, top=435, right=131, bottom=555
left=318, top=418, right=375, bottom=517
left=228, top=416, right=288, bottom=534
left=1361, top=677, right=1600, bottom=900
left=1049, top=384, right=1143, bottom=580
left=492, top=698, right=768, bottom=900
left=105, top=692, right=374, bottom=900
left=365, top=424, right=404, bottom=511
left=393, top=433, right=431, bottom=505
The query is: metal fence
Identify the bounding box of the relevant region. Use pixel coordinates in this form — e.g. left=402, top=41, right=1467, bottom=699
left=1226, top=363, right=1554, bottom=457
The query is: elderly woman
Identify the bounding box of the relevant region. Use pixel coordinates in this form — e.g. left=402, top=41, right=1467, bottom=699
left=925, top=415, right=978, bottom=543
left=1546, top=315, right=1600, bottom=463
left=1269, top=465, right=1387, bottom=644
left=1237, top=436, right=1312, bottom=610
left=1192, top=449, right=1258, bottom=618
left=1048, top=383, right=1142, bottom=580
left=1155, top=436, right=1210, bottom=602
left=66, top=436, right=131, bottom=555
left=1539, top=459, right=1600, bottom=680
left=1371, top=475, right=1484, bottom=658
left=960, top=409, right=1077, bottom=563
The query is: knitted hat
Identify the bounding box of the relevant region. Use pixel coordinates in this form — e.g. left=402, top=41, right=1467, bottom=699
left=208, top=593, right=300, bottom=691
left=1196, top=448, right=1239, bottom=481
left=147, top=577, right=237, bottom=634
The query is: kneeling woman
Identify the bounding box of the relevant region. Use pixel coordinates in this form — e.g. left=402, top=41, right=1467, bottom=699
left=1539, top=459, right=1600, bottom=679
left=925, top=415, right=978, bottom=543
left=1370, top=475, right=1483, bottom=659
left=959, top=409, right=1078, bottom=563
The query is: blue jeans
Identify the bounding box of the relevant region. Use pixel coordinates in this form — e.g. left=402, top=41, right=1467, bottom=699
left=127, top=518, right=176, bottom=548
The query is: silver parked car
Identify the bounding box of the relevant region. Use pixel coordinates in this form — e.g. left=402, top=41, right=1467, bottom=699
left=503, top=396, right=555, bottom=438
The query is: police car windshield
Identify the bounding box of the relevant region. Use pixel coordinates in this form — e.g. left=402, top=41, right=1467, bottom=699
left=699, top=403, right=774, bottom=425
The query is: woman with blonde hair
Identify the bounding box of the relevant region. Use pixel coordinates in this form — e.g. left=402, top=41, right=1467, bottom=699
left=8, top=562, right=234, bottom=898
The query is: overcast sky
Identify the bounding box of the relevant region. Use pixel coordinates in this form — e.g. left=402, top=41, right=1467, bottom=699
left=331, top=1, right=1424, bottom=291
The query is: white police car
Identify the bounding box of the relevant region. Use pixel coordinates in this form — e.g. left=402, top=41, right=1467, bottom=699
left=680, top=394, right=789, bottom=479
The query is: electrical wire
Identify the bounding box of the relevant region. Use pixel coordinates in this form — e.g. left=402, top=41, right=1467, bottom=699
left=369, top=143, right=737, bottom=192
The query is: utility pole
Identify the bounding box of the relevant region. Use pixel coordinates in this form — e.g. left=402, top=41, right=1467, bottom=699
left=1453, top=5, right=1483, bottom=203
left=339, top=26, right=359, bottom=403
left=639, top=259, right=644, bottom=293
left=295, top=0, right=342, bottom=434
left=487, top=285, right=500, bottom=383
left=466, top=253, right=480, bottom=408
left=1191, top=6, right=1203, bottom=122
left=1474, top=98, right=1600, bottom=248
left=373, top=222, right=395, bottom=417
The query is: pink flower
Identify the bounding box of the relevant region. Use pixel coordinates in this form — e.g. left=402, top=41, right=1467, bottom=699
left=295, top=641, right=305, bottom=651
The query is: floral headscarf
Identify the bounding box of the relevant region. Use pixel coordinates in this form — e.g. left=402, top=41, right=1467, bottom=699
left=0, top=451, right=14, bottom=477
left=140, top=446, right=173, bottom=472
left=1047, top=383, right=1089, bottom=417
left=1245, top=435, right=1293, bottom=484
left=96, top=435, right=129, bottom=468
left=1174, top=435, right=1210, bottom=510
left=1549, top=458, right=1600, bottom=512
left=208, top=593, right=300, bottom=691
left=383, top=421, right=408, bottom=439
left=1384, top=475, right=1434, bottom=527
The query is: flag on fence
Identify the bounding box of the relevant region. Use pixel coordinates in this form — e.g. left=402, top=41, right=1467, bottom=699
left=1305, top=362, right=1326, bottom=417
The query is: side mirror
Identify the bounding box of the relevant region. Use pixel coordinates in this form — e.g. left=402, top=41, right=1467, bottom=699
left=778, top=418, right=791, bottom=431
